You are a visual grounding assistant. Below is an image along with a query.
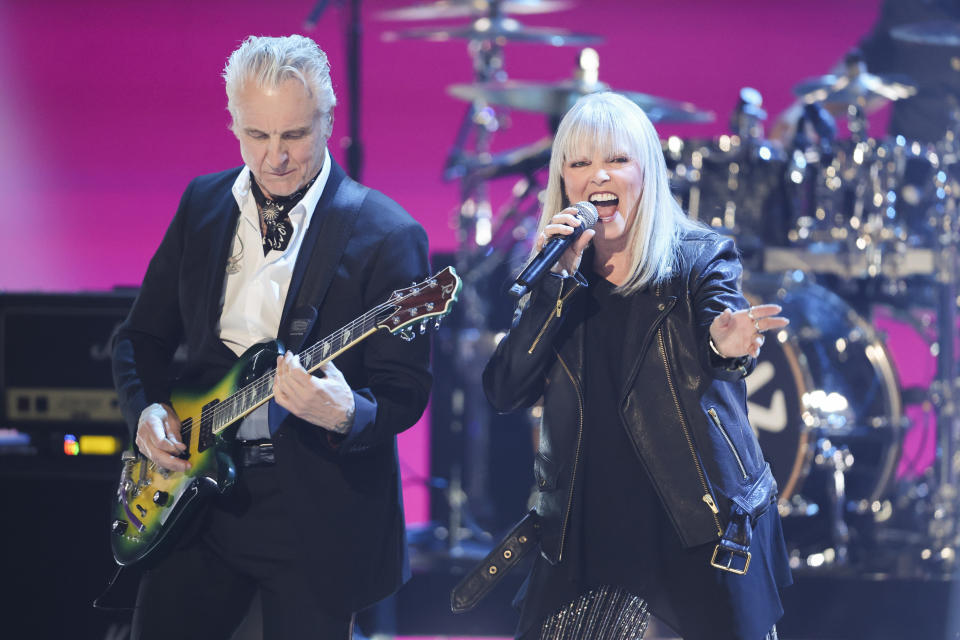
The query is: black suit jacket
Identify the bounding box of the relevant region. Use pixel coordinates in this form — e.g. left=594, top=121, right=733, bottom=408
left=112, top=158, right=432, bottom=613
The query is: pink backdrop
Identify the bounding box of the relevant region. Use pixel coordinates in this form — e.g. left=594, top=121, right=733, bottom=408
left=1, top=0, right=889, bottom=521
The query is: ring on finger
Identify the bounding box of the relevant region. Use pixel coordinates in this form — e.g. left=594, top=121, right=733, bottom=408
left=754, top=318, right=761, bottom=333
left=747, top=306, right=756, bottom=321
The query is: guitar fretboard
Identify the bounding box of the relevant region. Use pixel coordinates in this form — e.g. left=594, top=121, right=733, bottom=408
left=203, top=301, right=395, bottom=436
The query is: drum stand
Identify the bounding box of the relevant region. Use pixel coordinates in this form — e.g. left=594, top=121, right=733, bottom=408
left=927, top=123, right=960, bottom=570
left=440, top=3, right=515, bottom=554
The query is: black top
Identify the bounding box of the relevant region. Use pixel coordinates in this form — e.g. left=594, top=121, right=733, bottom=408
left=579, top=271, right=663, bottom=592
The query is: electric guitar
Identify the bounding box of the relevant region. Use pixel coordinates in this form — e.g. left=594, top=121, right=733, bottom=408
left=110, top=266, right=461, bottom=566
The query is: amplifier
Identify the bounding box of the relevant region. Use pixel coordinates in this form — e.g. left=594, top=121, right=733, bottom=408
left=0, top=291, right=137, bottom=425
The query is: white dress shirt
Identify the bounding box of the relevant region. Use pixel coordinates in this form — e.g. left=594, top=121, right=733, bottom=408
left=220, top=148, right=332, bottom=439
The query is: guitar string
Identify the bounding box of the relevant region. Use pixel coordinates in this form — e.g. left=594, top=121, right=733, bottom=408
left=139, top=303, right=394, bottom=474
left=199, top=279, right=445, bottom=429
left=199, top=299, right=391, bottom=428
left=135, top=275, right=452, bottom=479
left=173, top=301, right=389, bottom=443
left=137, top=282, right=443, bottom=475
left=154, top=279, right=444, bottom=455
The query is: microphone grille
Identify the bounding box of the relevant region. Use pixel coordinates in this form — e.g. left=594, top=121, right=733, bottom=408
left=574, top=201, right=599, bottom=228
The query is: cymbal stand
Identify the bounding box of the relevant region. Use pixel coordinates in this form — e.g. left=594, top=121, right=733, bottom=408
left=926, top=104, right=960, bottom=570
left=816, top=438, right=853, bottom=566
left=442, top=2, right=512, bottom=554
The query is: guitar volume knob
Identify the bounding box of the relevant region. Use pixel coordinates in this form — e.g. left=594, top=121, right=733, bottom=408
left=153, top=490, right=170, bottom=506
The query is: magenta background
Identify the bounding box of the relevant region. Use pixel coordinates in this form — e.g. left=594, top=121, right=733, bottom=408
left=3, top=0, right=914, bottom=523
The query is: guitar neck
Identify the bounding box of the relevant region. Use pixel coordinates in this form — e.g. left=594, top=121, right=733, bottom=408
left=209, top=302, right=391, bottom=437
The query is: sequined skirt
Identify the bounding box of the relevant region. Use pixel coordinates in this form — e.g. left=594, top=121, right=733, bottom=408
left=536, top=585, right=780, bottom=640
left=537, top=585, right=650, bottom=640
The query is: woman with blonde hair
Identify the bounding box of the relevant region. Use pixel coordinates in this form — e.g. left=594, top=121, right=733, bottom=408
left=484, top=92, right=792, bottom=640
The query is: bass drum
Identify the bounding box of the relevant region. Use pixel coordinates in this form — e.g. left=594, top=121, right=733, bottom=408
left=742, top=271, right=903, bottom=509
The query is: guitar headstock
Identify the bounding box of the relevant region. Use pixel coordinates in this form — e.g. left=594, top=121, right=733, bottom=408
left=379, top=266, right=461, bottom=337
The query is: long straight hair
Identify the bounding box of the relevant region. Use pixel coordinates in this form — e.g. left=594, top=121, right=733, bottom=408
left=538, top=92, right=701, bottom=294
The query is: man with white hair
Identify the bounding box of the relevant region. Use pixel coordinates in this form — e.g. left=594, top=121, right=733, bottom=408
left=112, top=34, right=431, bottom=639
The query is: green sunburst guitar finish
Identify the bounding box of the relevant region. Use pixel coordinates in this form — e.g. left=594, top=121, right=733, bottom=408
left=110, top=267, right=461, bottom=566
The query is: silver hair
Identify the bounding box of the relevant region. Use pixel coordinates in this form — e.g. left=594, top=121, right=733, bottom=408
left=538, top=92, right=702, bottom=295
left=223, top=35, right=337, bottom=138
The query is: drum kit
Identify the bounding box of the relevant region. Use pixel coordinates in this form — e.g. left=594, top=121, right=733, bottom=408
left=379, top=0, right=960, bottom=576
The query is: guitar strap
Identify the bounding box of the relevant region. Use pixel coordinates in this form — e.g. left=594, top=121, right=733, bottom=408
left=286, top=176, right=368, bottom=335
left=269, top=175, right=368, bottom=434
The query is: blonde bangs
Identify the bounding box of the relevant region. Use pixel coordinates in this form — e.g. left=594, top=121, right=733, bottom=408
left=554, top=103, right=641, bottom=170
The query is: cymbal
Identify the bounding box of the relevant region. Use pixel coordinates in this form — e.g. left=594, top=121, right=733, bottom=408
left=455, top=137, right=554, bottom=181
left=379, top=0, right=572, bottom=21
left=382, top=16, right=602, bottom=45
left=891, top=20, right=960, bottom=47
left=447, top=80, right=715, bottom=123
left=792, top=68, right=917, bottom=105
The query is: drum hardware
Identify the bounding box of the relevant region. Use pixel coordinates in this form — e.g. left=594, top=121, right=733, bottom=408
left=384, top=1, right=607, bottom=553
left=792, top=52, right=917, bottom=118
left=792, top=51, right=917, bottom=156
left=382, top=15, right=602, bottom=46
left=922, top=108, right=960, bottom=571
left=663, top=114, right=785, bottom=264
left=891, top=20, right=960, bottom=47
left=816, top=438, right=853, bottom=566
left=303, top=0, right=365, bottom=178
left=743, top=271, right=908, bottom=569
left=763, top=247, right=937, bottom=280
left=448, top=77, right=714, bottom=123
left=730, top=87, right=767, bottom=141
left=378, top=0, right=573, bottom=22
left=783, top=131, right=949, bottom=280
left=453, top=137, right=553, bottom=186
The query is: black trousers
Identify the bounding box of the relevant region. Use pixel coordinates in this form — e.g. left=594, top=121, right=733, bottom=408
left=131, top=464, right=353, bottom=640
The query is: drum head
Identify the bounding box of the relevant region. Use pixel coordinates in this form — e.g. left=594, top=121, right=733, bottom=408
left=743, top=271, right=903, bottom=506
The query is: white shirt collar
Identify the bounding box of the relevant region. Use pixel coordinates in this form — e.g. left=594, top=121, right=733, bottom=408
left=231, top=146, right=332, bottom=226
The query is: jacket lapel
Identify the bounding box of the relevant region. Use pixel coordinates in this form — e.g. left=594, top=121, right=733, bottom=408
left=277, top=157, right=349, bottom=344
left=620, top=286, right=678, bottom=399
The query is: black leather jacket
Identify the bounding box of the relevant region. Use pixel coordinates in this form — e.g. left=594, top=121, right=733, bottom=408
left=484, top=229, right=778, bottom=566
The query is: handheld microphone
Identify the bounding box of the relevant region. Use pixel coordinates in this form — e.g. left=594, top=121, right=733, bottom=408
left=509, top=201, right=599, bottom=298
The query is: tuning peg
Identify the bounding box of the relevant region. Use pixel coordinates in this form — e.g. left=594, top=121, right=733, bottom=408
left=419, top=320, right=428, bottom=334
left=434, top=317, right=443, bottom=330
left=399, top=327, right=416, bottom=342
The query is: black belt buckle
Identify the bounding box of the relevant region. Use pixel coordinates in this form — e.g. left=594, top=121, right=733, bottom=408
left=710, top=544, right=751, bottom=575
left=238, top=440, right=275, bottom=467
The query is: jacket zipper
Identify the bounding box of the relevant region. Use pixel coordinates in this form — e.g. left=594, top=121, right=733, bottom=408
left=528, top=282, right=577, bottom=355
left=623, top=297, right=677, bottom=395
left=658, top=326, right=723, bottom=536
left=708, top=407, right=748, bottom=479
left=554, top=351, right=584, bottom=562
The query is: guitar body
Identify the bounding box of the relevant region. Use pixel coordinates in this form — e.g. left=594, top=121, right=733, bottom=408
left=108, top=266, right=461, bottom=567
left=110, top=341, right=283, bottom=566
